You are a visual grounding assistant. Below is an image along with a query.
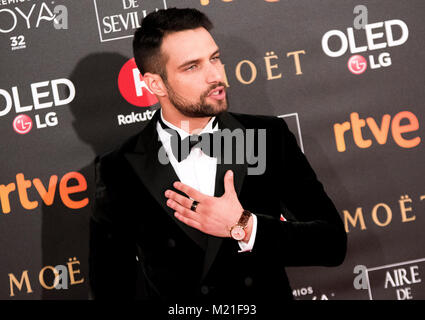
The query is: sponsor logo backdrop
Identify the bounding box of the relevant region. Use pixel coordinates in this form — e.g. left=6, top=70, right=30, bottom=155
left=0, top=0, right=424, bottom=300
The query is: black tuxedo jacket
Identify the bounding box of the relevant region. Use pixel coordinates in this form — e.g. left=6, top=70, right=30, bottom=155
left=89, top=110, right=347, bottom=301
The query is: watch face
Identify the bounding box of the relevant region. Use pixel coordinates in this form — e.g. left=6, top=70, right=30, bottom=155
left=231, top=226, right=245, bottom=241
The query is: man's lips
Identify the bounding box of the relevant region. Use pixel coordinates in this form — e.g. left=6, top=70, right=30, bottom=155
left=207, top=86, right=226, bottom=100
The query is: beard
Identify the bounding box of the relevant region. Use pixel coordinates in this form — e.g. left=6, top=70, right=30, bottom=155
left=165, top=81, right=228, bottom=118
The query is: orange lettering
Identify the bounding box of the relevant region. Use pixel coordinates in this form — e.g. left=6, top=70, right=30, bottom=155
left=16, top=173, right=38, bottom=210
left=334, top=121, right=351, bottom=152
left=9, top=270, right=33, bottom=297
left=59, top=172, right=89, bottom=209
left=391, top=111, right=421, bottom=148
left=351, top=112, right=372, bottom=149
left=366, top=114, right=391, bottom=144
left=0, top=183, right=16, bottom=214
left=39, top=266, right=59, bottom=290
left=33, top=175, right=58, bottom=206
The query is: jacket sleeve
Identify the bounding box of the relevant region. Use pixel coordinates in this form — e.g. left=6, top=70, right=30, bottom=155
left=88, top=155, right=139, bottom=299
left=252, top=118, right=347, bottom=267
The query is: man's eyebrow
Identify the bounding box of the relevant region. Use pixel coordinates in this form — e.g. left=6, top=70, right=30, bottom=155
left=210, top=49, right=220, bottom=57
left=177, top=49, right=221, bottom=70
left=178, top=58, right=201, bottom=70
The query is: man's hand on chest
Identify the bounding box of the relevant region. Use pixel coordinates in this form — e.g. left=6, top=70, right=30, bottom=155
left=164, top=170, right=253, bottom=242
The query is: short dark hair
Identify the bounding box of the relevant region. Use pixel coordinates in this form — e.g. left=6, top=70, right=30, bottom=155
left=133, top=8, right=213, bottom=78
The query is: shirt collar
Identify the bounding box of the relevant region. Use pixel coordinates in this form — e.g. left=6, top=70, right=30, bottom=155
left=158, top=108, right=218, bottom=139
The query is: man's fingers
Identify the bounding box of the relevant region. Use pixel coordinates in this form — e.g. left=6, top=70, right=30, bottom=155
left=223, top=170, right=236, bottom=196
left=165, top=190, right=193, bottom=209
left=173, top=181, right=206, bottom=202
left=167, top=197, right=203, bottom=231
left=167, top=198, right=199, bottom=218
left=174, top=212, right=202, bottom=231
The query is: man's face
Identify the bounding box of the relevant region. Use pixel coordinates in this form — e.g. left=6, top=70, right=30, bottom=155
left=160, top=27, right=228, bottom=118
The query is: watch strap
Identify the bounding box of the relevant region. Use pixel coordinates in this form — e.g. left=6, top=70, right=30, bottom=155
left=238, top=210, right=252, bottom=228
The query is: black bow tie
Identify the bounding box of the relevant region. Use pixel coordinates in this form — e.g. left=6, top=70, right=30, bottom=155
left=158, top=117, right=220, bottom=162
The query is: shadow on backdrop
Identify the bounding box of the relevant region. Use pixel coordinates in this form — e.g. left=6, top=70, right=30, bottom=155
left=40, top=52, right=157, bottom=299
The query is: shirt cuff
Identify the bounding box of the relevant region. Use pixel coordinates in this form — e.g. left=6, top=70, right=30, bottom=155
left=237, top=213, right=257, bottom=253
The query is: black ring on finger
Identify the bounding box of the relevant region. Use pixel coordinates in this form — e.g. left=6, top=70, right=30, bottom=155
left=191, top=200, right=199, bottom=212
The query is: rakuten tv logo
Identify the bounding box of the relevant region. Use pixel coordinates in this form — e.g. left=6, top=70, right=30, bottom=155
left=117, top=58, right=158, bottom=126
left=322, top=19, right=408, bottom=74
left=118, top=58, right=158, bottom=107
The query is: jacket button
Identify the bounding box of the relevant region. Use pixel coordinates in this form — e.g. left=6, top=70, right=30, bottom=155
left=244, top=276, right=253, bottom=287
left=201, top=285, right=209, bottom=295
left=167, top=238, right=176, bottom=248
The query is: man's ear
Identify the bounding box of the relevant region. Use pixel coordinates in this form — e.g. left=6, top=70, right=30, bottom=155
left=143, top=72, right=167, bottom=97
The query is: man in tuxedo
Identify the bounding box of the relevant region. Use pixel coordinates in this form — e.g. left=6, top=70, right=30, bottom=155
left=89, top=8, right=347, bottom=301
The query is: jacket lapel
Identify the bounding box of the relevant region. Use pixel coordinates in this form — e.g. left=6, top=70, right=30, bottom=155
left=123, top=109, right=250, bottom=280
left=124, top=109, right=208, bottom=251
left=200, top=111, right=250, bottom=281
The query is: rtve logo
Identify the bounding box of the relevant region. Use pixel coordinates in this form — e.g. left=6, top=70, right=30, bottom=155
left=0, top=171, right=88, bottom=214
left=333, top=110, right=421, bottom=152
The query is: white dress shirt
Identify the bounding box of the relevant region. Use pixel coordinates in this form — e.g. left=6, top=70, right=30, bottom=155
left=156, top=108, right=257, bottom=252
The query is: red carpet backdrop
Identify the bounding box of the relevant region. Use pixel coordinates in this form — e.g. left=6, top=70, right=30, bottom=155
left=0, top=0, right=424, bottom=300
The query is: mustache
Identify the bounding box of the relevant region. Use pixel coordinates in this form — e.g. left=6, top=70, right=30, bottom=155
left=201, top=82, right=227, bottom=99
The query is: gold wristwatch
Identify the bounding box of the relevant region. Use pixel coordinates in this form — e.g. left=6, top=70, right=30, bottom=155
left=230, top=210, right=252, bottom=241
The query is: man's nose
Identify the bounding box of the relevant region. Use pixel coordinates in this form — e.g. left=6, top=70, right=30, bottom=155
left=205, top=63, right=223, bottom=84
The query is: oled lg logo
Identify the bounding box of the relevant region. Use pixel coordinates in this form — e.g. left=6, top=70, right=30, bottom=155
left=0, top=78, right=75, bottom=134
left=321, top=6, right=408, bottom=74
left=117, top=58, right=158, bottom=126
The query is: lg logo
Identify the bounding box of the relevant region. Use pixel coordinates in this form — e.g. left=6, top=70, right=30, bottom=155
left=13, top=113, right=59, bottom=135
left=13, top=115, right=32, bottom=134
left=347, top=55, right=367, bottom=75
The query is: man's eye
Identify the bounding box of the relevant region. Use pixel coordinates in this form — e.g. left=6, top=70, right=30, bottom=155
left=186, top=65, right=197, bottom=71
left=212, top=56, right=221, bottom=61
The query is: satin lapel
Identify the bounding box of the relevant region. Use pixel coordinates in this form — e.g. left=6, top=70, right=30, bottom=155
left=201, top=112, right=250, bottom=281
left=124, top=110, right=208, bottom=251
